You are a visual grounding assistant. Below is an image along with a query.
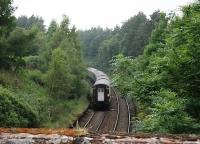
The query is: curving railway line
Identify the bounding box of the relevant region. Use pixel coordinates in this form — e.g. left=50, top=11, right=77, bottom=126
left=76, top=87, right=131, bottom=134
left=114, top=89, right=130, bottom=133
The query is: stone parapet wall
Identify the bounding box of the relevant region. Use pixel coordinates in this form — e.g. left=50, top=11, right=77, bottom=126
left=1, top=132, right=200, bottom=144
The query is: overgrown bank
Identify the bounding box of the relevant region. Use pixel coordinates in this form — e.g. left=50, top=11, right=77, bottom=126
left=0, top=0, right=89, bottom=128
left=111, top=2, right=200, bottom=133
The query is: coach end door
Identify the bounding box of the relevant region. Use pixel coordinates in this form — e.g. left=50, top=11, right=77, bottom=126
left=97, top=88, right=104, bottom=102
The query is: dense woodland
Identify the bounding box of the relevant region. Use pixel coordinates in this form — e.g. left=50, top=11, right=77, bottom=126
left=0, top=0, right=200, bottom=134
left=79, top=11, right=161, bottom=72
left=80, top=1, right=200, bottom=133
left=0, top=0, right=89, bottom=127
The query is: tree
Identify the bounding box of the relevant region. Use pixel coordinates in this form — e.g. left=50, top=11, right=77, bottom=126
left=17, top=15, right=45, bottom=31
left=45, top=17, right=89, bottom=123
left=120, top=12, right=149, bottom=56
left=167, top=2, right=200, bottom=120
left=97, top=34, right=121, bottom=71
left=80, top=11, right=164, bottom=71
left=0, top=0, right=16, bottom=36
left=111, top=2, right=200, bottom=133
left=0, top=1, right=41, bottom=70
left=144, top=12, right=168, bottom=56
left=46, top=16, right=87, bottom=100
left=47, top=20, right=58, bottom=40
left=0, top=0, right=16, bottom=68
left=79, top=27, right=111, bottom=65
left=47, top=48, right=74, bottom=99
left=0, top=27, right=38, bottom=69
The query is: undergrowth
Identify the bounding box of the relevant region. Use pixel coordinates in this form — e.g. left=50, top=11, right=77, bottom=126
left=0, top=69, right=89, bottom=128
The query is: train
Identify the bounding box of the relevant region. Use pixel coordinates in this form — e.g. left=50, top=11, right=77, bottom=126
left=87, top=67, right=111, bottom=109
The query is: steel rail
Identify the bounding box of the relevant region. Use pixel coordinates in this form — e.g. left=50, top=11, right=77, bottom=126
left=95, top=113, right=105, bottom=132
left=112, top=88, right=120, bottom=132
left=84, top=112, right=95, bottom=128
left=125, top=97, right=131, bottom=133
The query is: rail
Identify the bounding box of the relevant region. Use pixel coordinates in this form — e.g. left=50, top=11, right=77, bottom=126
left=95, top=114, right=105, bottom=132
left=125, top=97, right=131, bottom=133
left=83, top=112, right=95, bottom=128
left=112, top=87, right=120, bottom=132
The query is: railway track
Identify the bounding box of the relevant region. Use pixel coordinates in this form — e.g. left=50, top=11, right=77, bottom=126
left=76, top=87, right=131, bottom=133
left=112, top=88, right=130, bottom=133
left=86, top=111, right=105, bottom=132
left=98, top=88, right=118, bottom=133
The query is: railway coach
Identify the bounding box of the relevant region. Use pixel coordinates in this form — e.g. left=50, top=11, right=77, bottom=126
left=87, top=67, right=111, bottom=109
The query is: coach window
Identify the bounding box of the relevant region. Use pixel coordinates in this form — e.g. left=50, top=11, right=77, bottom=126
left=98, top=88, right=104, bottom=92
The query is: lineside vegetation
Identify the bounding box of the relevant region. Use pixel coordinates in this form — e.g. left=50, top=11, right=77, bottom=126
left=0, top=0, right=89, bottom=127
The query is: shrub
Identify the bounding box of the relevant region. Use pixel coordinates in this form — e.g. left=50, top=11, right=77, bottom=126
left=27, top=70, right=45, bottom=86
left=138, top=89, right=195, bottom=133
left=0, top=86, right=39, bottom=127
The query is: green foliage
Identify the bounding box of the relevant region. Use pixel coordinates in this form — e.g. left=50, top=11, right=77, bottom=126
left=46, top=96, right=89, bottom=128
left=80, top=11, right=164, bottom=72
left=139, top=89, right=194, bottom=133
left=46, top=16, right=88, bottom=100
left=26, top=69, right=45, bottom=85
left=120, top=12, right=149, bottom=57
left=43, top=16, right=89, bottom=125
left=47, top=20, right=58, bottom=40
left=25, top=56, right=44, bottom=69
left=0, top=0, right=17, bottom=69
left=7, top=28, right=36, bottom=56
left=17, top=15, right=45, bottom=31
left=144, top=13, right=168, bottom=56
left=97, top=34, right=121, bottom=72
left=0, top=3, right=47, bottom=70
left=47, top=48, right=75, bottom=99
left=0, top=85, right=39, bottom=127
left=0, top=5, right=89, bottom=128
left=167, top=2, right=200, bottom=120
left=111, top=1, right=200, bottom=133
left=0, top=27, right=41, bottom=69
left=79, top=27, right=112, bottom=66
left=0, top=0, right=16, bottom=36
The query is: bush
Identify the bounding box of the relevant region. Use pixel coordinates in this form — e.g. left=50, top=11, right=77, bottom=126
left=26, top=70, right=45, bottom=86
left=0, top=86, right=39, bottom=127
left=24, top=55, right=47, bottom=72
left=45, top=96, right=89, bottom=128
left=138, top=89, right=195, bottom=133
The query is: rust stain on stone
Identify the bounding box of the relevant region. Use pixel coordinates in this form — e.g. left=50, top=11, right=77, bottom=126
left=0, top=128, right=85, bottom=136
